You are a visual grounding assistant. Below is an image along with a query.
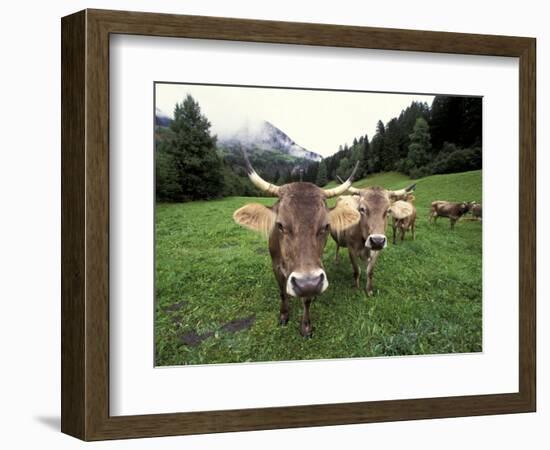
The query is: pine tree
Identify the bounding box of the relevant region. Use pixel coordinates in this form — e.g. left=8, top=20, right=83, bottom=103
left=350, top=141, right=362, bottom=166
left=357, top=134, right=370, bottom=177
left=381, top=118, right=401, bottom=171
left=368, top=122, right=385, bottom=173
left=336, top=157, right=350, bottom=179
left=376, top=120, right=386, bottom=136
left=304, top=162, right=319, bottom=183
left=276, top=169, right=289, bottom=185
left=167, top=95, right=224, bottom=201
left=273, top=169, right=281, bottom=185
left=407, top=117, right=432, bottom=169
left=315, top=160, right=328, bottom=186
left=155, top=141, right=182, bottom=201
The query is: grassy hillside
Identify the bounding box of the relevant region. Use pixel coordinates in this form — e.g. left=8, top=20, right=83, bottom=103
left=155, top=170, right=482, bottom=365
left=323, top=171, right=411, bottom=190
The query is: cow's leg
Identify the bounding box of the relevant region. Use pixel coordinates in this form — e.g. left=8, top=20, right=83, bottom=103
left=278, top=291, right=289, bottom=326
left=300, top=297, right=313, bottom=338
left=400, top=224, right=405, bottom=242
left=450, top=217, right=457, bottom=230
left=349, top=249, right=361, bottom=289
left=273, top=268, right=290, bottom=326
left=365, top=250, right=380, bottom=296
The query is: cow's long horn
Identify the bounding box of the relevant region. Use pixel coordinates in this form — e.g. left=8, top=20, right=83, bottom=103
left=336, top=175, right=361, bottom=194
left=389, top=183, right=416, bottom=198
left=323, top=161, right=360, bottom=198
left=242, top=147, right=281, bottom=196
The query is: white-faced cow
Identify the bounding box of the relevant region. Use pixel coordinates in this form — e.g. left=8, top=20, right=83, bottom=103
left=429, top=201, right=476, bottom=229
left=233, top=153, right=360, bottom=337
left=391, top=194, right=417, bottom=244
left=331, top=183, right=416, bottom=296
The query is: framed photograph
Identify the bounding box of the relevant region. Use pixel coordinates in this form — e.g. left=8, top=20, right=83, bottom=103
left=61, top=9, right=536, bottom=440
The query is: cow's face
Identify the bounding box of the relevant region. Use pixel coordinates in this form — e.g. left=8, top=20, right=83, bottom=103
left=233, top=156, right=360, bottom=299
left=234, top=183, right=359, bottom=297
left=272, top=184, right=331, bottom=297
left=357, top=187, right=392, bottom=251
left=460, top=201, right=475, bottom=214
left=344, top=183, right=415, bottom=250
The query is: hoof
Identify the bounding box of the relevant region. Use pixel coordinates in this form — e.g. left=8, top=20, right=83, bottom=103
left=365, top=289, right=374, bottom=297
left=278, top=316, right=289, bottom=326
left=300, top=324, right=313, bottom=338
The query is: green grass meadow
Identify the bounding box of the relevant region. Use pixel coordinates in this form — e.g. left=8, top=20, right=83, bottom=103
left=155, top=170, right=482, bottom=366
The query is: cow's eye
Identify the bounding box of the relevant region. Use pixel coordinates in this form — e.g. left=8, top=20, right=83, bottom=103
left=359, top=207, right=367, bottom=215
left=318, top=224, right=329, bottom=235
left=277, top=222, right=285, bottom=233
left=386, top=208, right=392, bottom=216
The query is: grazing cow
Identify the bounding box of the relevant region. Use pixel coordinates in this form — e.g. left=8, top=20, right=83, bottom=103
left=331, top=183, right=416, bottom=296
left=429, top=201, right=475, bottom=229
left=391, top=195, right=417, bottom=244
left=233, top=153, right=360, bottom=337
left=471, top=203, right=482, bottom=221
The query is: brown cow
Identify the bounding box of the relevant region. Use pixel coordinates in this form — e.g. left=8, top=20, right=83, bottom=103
left=331, top=183, right=416, bottom=296
left=471, top=203, right=482, bottom=221
left=429, top=201, right=475, bottom=229
left=233, top=153, right=360, bottom=337
left=391, top=195, right=417, bottom=244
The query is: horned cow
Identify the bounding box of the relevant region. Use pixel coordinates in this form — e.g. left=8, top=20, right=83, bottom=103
left=331, top=183, right=416, bottom=296
left=233, top=152, right=360, bottom=337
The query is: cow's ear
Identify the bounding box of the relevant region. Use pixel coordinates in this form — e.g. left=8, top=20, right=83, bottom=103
left=329, top=204, right=360, bottom=233
left=233, top=203, right=276, bottom=237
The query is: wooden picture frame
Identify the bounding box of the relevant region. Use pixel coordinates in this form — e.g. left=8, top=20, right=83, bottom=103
left=61, top=8, right=536, bottom=441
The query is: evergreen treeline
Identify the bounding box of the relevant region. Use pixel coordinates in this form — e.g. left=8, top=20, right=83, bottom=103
left=156, top=94, right=482, bottom=201
left=318, top=97, right=481, bottom=184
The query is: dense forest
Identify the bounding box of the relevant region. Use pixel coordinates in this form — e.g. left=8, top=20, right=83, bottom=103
left=155, top=94, right=481, bottom=202
left=318, top=97, right=481, bottom=182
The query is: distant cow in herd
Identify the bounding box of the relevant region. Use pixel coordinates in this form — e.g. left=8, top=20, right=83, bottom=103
left=471, top=203, right=482, bottom=221
left=330, top=182, right=416, bottom=296
left=390, top=193, right=417, bottom=244
left=233, top=151, right=360, bottom=337
left=429, top=200, right=476, bottom=229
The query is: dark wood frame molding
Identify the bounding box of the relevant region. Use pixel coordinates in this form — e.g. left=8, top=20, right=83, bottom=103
left=61, top=9, right=536, bottom=441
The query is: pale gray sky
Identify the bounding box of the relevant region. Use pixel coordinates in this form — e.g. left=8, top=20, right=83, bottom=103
left=155, top=83, right=435, bottom=157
